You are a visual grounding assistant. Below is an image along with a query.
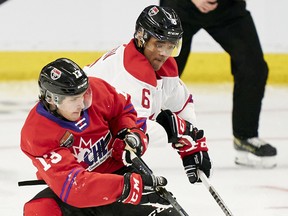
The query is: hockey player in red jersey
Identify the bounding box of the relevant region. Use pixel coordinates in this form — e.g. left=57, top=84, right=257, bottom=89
left=84, top=5, right=212, bottom=185
left=20, top=58, right=180, bottom=215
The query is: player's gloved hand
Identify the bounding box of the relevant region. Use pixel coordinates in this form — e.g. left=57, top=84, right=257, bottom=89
left=140, top=190, right=170, bottom=206
left=182, top=149, right=211, bottom=184
left=156, top=109, right=211, bottom=183
left=119, top=173, right=168, bottom=205
left=174, top=135, right=211, bottom=183
left=112, top=128, right=148, bottom=165
left=156, top=109, right=204, bottom=143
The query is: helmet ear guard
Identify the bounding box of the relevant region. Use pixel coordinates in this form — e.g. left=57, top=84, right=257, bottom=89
left=44, top=91, right=64, bottom=105
left=134, top=27, right=145, bottom=48
left=134, top=27, right=150, bottom=48
left=44, top=91, right=53, bottom=104
left=39, top=88, right=63, bottom=109
left=39, top=88, right=53, bottom=104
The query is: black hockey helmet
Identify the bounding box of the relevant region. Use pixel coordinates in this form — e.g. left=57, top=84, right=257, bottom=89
left=38, top=58, right=89, bottom=102
left=134, top=5, right=183, bottom=48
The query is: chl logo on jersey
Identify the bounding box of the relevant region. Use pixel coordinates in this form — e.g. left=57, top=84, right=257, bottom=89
left=72, top=132, right=112, bottom=171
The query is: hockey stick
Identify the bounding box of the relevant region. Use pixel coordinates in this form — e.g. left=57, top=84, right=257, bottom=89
left=18, top=179, right=46, bottom=186
left=126, top=148, right=189, bottom=216
left=198, top=170, right=234, bottom=216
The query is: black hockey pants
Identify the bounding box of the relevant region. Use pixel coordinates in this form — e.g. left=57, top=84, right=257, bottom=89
left=28, top=187, right=178, bottom=216
left=25, top=166, right=180, bottom=216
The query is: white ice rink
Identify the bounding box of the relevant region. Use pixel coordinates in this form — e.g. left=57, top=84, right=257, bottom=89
left=0, top=81, right=287, bottom=216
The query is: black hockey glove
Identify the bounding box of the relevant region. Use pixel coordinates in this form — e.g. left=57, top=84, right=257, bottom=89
left=140, top=190, right=170, bottom=206
left=156, top=109, right=204, bottom=143
left=182, top=151, right=211, bottom=184
left=112, top=128, right=148, bottom=165
left=140, top=175, right=171, bottom=205
left=119, top=173, right=168, bottom=205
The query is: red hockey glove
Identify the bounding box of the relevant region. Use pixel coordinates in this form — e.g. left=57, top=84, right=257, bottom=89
left=156, top=110, right=211, bottom=184
left=112, top=128, right=148, bottom=165
left=119, top=173, right=167, bottom=205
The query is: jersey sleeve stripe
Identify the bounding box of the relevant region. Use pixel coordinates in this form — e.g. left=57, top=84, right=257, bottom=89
left=136, top=118, right=147, bottom=131
left=124, top=103, right=134, bottom=110
left=60, top=168, right=82, bottom=202
left=124, top=103, right=136, bottom=113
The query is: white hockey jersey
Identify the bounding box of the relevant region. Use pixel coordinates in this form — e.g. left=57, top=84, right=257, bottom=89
left=84, top=39, right=197, bottom=130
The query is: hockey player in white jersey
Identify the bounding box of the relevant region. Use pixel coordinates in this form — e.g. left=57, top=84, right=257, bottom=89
left=84, top=5, right=212, bottom=186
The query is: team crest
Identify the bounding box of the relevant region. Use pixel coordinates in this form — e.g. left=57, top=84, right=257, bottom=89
left=51, top=68, right=62, bottom=80
left=148, top=6, right=159, bottom=16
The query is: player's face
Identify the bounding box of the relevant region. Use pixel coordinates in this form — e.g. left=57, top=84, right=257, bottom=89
left=144, top=37, right=179, bottom=71
left=56, top=88, right=92, bottom=121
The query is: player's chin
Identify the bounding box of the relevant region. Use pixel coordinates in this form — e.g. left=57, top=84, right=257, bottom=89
left=69, top=112, right=82, bottom=121
left=152, top=60, right=164, bottom=71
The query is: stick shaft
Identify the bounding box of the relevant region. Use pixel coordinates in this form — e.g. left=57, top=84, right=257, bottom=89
left=198, top=171, right=234, bottom=216
left=18, top=180, right=46, bottom=186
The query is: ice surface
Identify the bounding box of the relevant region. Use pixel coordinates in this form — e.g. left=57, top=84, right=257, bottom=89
left=1, top=81, right=287, bottom=216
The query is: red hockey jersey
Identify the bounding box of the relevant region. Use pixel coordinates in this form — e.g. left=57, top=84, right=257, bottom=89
left=21, top=77, right=139, bottom=208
